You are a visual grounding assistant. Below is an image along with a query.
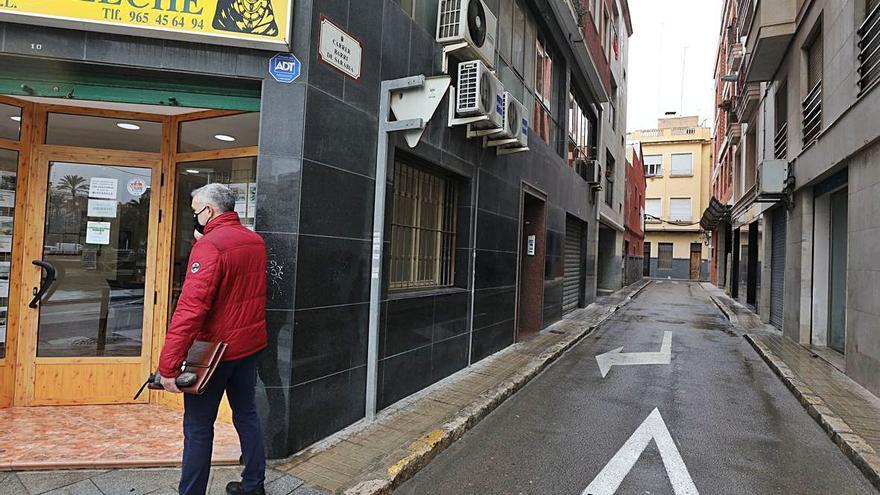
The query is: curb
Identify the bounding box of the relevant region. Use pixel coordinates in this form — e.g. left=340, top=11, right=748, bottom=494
left=343, top=280, right=650, bottom=495
left=709, top=295, right=737, bottom=324
left=744, top=335, right=880, bottom=492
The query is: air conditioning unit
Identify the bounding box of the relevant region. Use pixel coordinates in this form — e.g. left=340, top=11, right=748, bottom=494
left=489, top=91, right=528, bottom=148
left=756, top=159, right=788, bottom=199
left=437, top=0, right=498, bottom=69
left=457, top=60, right=503, bottom=130
left=583, top=159, right=601, bottom=185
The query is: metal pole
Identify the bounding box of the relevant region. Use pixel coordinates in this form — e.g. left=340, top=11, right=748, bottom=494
left=366, top=75, right=426, bottom=421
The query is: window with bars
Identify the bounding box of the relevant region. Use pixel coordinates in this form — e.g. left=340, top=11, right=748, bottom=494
left=774, top=82, right=788, bottom=159
left=389, top=161, right=459, bottom=291
left=803, top=30, right=823, bottom=145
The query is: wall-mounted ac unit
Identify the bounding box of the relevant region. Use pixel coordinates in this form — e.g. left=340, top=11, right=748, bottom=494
left=457, top=60, right=503, bottom=130
left=583, top=159, right=601, bottom=186
left=756, top=158, right=788, bottom=199
left=437, top=0, right=498, bottom=69
left=488, top=92, right=528, bottom=148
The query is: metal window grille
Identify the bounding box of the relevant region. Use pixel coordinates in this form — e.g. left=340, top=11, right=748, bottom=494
left=658, top=243, right=673, bottom=270
left=390, top=162, right=458, bottom=290
left=774, top=83, right=788, bottom=159
left=858, top=0, right=880, bottom=94
left=437, top=0, right=463, bottom=40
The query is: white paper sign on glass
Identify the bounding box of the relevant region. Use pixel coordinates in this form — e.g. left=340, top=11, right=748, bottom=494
left=86, top=221, right=112, bottom=245
left=0, top=190, right=14, bottom=208
left=87, top=199, right=118, bottom=218
left=88, top=178, right=118, bottom=200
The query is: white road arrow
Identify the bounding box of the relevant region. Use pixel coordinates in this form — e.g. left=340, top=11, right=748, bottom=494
left=582, top=408, right=699, bottom=495
left=596, top=331, right=673, bottom=378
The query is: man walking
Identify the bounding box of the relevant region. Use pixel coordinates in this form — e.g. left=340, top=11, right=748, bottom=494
left=158, top=183, right=268, bottom=495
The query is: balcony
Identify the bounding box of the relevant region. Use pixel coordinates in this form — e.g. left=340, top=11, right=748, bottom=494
left=802, top=82, right=822, bottom=145
left=728, top=42, right=744, bottom=69
left=858, top=1, right=880, bottom=94
left=742, top=0, right=798, bottom=82
left=737, top=81, right=761, bottom=122
left=729, top=121, right=742, bottom=145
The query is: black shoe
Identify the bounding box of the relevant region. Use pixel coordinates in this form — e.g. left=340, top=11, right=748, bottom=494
left=226, top=481, right=265, bottom=495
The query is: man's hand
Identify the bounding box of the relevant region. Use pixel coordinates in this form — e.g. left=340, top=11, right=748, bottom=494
left=161, top=376, right=182, bottom=393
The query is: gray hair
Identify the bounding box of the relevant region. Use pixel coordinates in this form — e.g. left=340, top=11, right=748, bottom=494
left=192, top=183, right=237, bottom=213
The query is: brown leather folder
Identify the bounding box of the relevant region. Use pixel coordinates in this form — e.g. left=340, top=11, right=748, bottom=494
left=178, top=340, right=228, bottom=395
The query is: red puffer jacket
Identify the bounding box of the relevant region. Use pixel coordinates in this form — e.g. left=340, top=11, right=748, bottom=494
left=159, top=211, right=267, bottom=378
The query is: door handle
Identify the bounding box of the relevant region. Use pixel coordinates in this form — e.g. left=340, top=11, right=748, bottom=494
left=29, top=260, right=56, bottom=308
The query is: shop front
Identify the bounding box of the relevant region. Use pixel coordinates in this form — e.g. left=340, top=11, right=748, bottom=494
left=0, top=94, right=260, bottom=409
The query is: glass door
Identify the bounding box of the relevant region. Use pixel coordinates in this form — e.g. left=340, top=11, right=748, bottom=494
left=21, top=150, right=161, bottom=405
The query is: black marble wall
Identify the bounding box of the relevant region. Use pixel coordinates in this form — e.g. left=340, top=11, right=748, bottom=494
left=0, top=0, right=608, bottom=460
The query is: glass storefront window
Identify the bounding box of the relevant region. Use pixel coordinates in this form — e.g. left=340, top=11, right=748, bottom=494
left=0, top=104, right=22, bottom=141
left=46, top=113, right=162, bottom=153
left=0, top=149, right=17, bottom=359
left=170, top=157, right=257, bottom=314
left=178, top=113, right=260, bottom=153
left=36, top=162, right=152, bottom=357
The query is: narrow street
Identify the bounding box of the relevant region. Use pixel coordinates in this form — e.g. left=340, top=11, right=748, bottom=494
left=396, top=281, right=878, bottom=494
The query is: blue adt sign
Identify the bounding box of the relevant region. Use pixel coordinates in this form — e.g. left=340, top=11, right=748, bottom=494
left=269, top=53, right=301, bottom=83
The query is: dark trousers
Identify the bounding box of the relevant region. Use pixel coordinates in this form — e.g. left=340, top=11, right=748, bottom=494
left=179, top=354, right=267, bottom=495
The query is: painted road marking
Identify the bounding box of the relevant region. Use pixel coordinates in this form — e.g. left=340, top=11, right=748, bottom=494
left=596, top=331, right=673, bottom=378
left=582, top=408, right=698, bottom=495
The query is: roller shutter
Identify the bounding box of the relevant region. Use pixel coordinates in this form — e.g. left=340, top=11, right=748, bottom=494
left=769, top=207, right=786, bottom=329
left=563, top=218, right=586, bottom=314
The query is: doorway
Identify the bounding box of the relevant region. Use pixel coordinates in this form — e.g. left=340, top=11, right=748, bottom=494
left=643, top=242, right=651, bottom=276
left=828, top=188, right=848, bottom=353
left=517, top=190, right=546, bottom=341
left=689, top=243, right=702, bottom=280
left=0, top=96, right=260, bottom=407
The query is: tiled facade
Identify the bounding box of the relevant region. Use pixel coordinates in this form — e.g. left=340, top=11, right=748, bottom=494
left=0, top=0, right=633, bottom=459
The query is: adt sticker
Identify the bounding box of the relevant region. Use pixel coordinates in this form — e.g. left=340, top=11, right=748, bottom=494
left=269, top=53, right=301, bottom=83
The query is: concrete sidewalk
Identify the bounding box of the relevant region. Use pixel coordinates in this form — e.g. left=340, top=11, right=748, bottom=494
left=275, top=280, right=651, bottom=495
left=707, top=283, right=880, bottom=491
left=0, top=466, right=324, bottom=495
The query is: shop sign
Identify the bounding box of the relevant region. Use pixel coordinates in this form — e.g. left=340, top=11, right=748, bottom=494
left=0, top=0, right=293, bottom=50
left=318, top=16, right=362, bottom=80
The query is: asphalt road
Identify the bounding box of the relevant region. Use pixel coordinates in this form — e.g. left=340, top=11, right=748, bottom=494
left=396, top=281, right=878, bottom=495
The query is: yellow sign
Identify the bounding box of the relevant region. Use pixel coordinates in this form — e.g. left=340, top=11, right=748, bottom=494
left=0, top=0, right=291, bottom=50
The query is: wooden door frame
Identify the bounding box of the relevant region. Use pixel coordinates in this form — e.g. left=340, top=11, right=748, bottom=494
left=14, top=142, right=164, bottom=405
left=0, top=97, right=34, bottom=408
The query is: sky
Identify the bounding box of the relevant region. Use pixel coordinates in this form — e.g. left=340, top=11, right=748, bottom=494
left=625, top=0, right=723, bottom=132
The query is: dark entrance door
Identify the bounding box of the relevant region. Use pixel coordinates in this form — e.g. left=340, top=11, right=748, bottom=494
left=643, top=242, right=651, bottom=276
left=689, top=243, right=701, bottom=280
left=517, top=191, right=546, bottom=341
left=829, top=188, right=848, bottom=353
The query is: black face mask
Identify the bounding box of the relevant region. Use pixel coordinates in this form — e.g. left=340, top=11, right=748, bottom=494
left=193, top=206, right=208, bottom=235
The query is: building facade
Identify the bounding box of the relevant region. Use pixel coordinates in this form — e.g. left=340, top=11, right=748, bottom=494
left=703, top=0, right=880, bottom=398
left=0, top=0, right=632, bottom=459
left=629, top=116, right=712, bottom=280
left=623, top=143, right=645, bottom=285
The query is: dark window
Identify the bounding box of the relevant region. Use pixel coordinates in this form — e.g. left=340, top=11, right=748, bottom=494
left=534, top=39, right=553, bottom=144
left=658, top=243, right=673, bottom=270
left=605, top=152, right=615, bottom=206
left=390, top=161, right=459, bottom=290
left=807, top=32, right=823, bottom=90
left=567, top=90, right=596, bottom=168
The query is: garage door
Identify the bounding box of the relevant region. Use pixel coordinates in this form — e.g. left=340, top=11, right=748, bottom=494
left=769, top=207, right=786, bottom=329
left=563, top=218, right=586, bottom=314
